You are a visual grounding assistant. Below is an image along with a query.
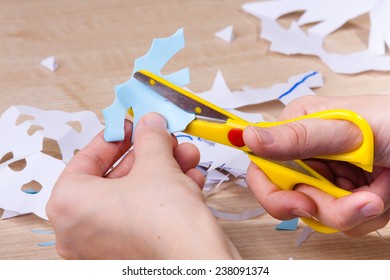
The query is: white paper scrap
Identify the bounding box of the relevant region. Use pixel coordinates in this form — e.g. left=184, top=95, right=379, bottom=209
left=209, top=206, right=266, bottom=221
left=0, top=153, right=65, bottom=219
left=242, top=0, right=390, bottom=74
left=40, top=56, right=59, bottom=72
left=1, top=210, right=23, bottom=220
left=0, top=106, right=103, bottom=219
left=215, top=25, right=235, bottom=43
left=175, top=132, right=246, bottom=172
left=296, top=227, right=316, bottom=247
left=242, top=0, right=376, bottom=39
left=369, top=1, right=390, bottom=55
left=197, top=70, right=321, bottom=109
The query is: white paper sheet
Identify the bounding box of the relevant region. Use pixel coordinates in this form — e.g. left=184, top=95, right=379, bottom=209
left=242, top=0, right=376, bottom=39
left=369, top=1, right=390, bottom=55
left=196, top=70, right=321, bottom=109
left=0, top=106, right=103, bottom=219
left=40, top=56, right=59, bottom=72
left=242, top=0, right=390, bottom=74
left=215, top=25, right=235, bottom=43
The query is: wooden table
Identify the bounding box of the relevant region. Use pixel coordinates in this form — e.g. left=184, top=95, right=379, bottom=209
left=1, top=0, right=390, bottom=260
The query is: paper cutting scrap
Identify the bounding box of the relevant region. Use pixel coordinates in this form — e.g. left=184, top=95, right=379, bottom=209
left=31, top=229, right=56, bottom=247
left=0, top=106, right=103, bottom=220
left=243, top=0, right=376, bottom=39
left=102, top=29, right=194, bottom=142
left=209, top=206, right=266, bottom=221
left=40, top=56, right=59, bottom=72
left=37, top=241, right=56, bottom=247
left=215, top=25, right=235, bottom=43
left=369, top=1, right=390, bottom=55
left=296, top=227, right=316, bottom=247
left=196, top=70, right=321, bottom=109
left=275, top=218, right=299, bottom=231
left=242, top=0, right=390, bottom=74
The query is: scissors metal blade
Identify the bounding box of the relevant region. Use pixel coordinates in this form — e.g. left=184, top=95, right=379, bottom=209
left=133, top=71, right=229, bottom=122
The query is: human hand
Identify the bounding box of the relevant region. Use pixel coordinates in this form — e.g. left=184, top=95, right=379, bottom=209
left=243, top=95, right=390, bottom=236
left=46, top=113, right=240, bottom=259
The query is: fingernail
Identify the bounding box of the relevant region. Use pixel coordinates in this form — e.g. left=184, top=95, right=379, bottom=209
left=249, top=126, right=274, bottom=145
left=291, top=208, right=312, bottom=218
left=360, top=203, right=383, bottom=218
left=142, top=113, right=167, bottom=130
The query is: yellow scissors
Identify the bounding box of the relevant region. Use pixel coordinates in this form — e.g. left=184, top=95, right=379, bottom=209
left=133, top=70, right=374, bottom=233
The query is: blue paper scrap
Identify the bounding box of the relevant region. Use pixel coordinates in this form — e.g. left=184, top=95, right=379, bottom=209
left=31, top=229, right=56, bottom=247
left=103, top=29, right=195, bottom=142
left=37, top=240, right=56, bottom=247
left=31, top=229, right=55, bottom=235
left=275, top=218, right=299, bottom=231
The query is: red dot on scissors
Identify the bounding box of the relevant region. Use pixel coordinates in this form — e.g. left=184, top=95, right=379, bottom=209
left=228, top=128, right=245, bottom=147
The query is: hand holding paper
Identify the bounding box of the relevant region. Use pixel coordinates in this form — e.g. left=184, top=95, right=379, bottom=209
left=47, top=114, right=240, bottom=259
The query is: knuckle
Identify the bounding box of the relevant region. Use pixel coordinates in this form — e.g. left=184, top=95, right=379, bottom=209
left=333, top=216, right=353, bottom=232
left=46, top=184, right=73, bottom=221
left=283, top=122, right=309, bottom=158
left=281, top=96, right=316, bottom=118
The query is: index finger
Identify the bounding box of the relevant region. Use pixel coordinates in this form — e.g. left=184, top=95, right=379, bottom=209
left=246, top=162, right=317, bottom=220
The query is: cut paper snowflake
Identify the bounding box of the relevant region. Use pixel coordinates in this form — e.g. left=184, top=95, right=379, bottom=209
left=40, top=56, right=59, bottom=72
left=195, top=71, right=323, bottom=109
left=0, top=106, right=103, bottom=219
left=102, top=29, right=194, bottom=142
left=243, top=0, right=376, bottom=40
left=242, top=0, right=390, bottom=74
left=215, top=25, right=235, bottom=43
left=196, top=70, right=321, bottom=109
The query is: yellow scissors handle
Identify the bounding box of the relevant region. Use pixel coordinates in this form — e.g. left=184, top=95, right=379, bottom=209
left=133, top=70, right=375, bottom=233
left=258, top=110, right=374, bottom=172
left=185, top=110, right=374, bottom=233
left=186, top=109, right=374, bottom=172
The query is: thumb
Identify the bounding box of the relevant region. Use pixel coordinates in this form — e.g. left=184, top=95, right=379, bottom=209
left=133, top=113, right=175, bottom=168
left=243, top=118, right=362, bottom=160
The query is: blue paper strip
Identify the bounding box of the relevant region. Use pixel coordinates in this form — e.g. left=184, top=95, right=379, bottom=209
left=31, top=229, right=55, bottom=234
left=37, top=240, right=56, bottom=247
